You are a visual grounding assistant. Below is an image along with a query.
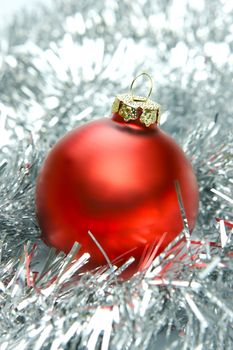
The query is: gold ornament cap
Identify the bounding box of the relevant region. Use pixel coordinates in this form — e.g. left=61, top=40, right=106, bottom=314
left=112, top=73, right=161, bottom=127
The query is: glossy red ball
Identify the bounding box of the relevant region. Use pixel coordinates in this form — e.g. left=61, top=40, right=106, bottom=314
left=35, top=113, right=199, bottom=278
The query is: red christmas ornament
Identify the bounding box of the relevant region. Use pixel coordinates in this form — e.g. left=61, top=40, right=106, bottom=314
left=36, top=73, right=199, bottom=278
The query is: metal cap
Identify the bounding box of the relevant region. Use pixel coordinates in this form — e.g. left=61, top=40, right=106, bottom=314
left=112, top=73, right=161, bottom=127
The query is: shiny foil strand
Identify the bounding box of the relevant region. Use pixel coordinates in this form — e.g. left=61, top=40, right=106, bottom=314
left=0, top=0, right=233, bottom=349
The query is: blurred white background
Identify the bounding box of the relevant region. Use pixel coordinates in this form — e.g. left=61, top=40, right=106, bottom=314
left=0, top=0, right=51, bottom=27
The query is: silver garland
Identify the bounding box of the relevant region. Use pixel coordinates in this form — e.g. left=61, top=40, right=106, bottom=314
left=0, top=0, right=233, bottom=349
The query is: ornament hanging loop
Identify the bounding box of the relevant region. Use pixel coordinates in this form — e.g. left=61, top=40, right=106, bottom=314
left=130, top=72, right=153, bottom=102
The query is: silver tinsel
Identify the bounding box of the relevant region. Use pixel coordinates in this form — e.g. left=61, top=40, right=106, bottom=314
left=0, top=0, right=233, bottom=349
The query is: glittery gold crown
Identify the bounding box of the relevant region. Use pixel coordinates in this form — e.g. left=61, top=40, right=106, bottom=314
left=111, top=73, right=161, bottom=127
